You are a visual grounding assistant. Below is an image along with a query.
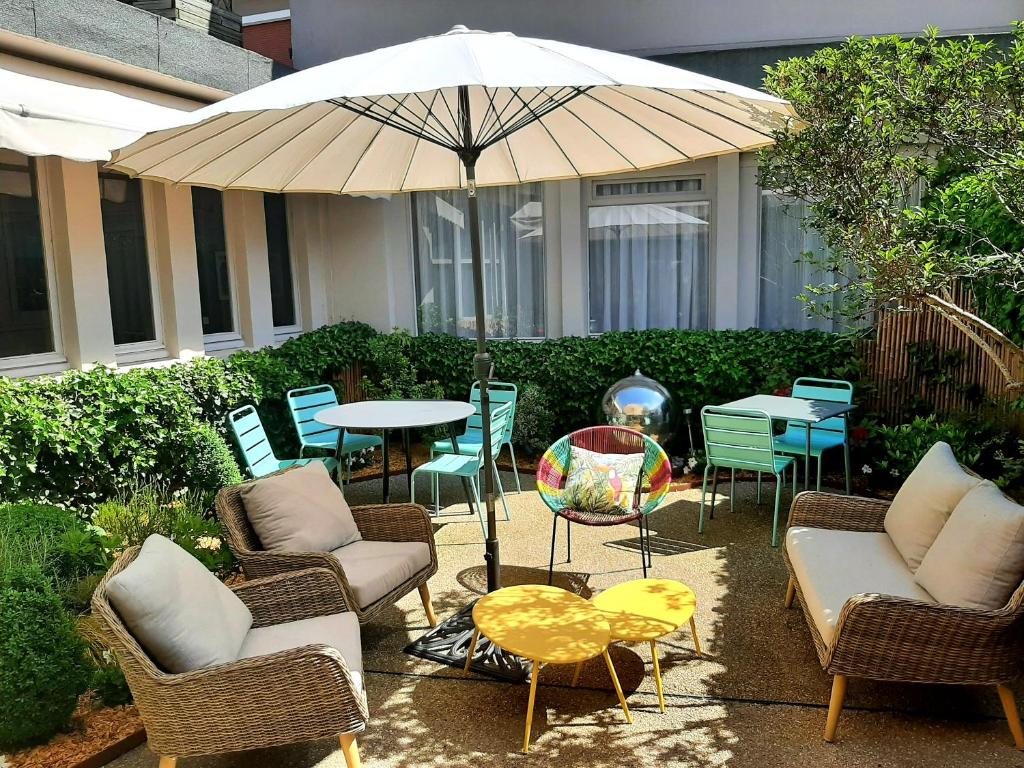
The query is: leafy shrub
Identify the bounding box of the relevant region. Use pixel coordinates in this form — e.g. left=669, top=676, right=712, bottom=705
left=512, top=383, right=557, bottom=455
left=93, top=484, right=234, bottom=576
left=182, top=422, right=242, bottom=495
left=0, top=566, right=90, bottom=749
left=78, top=616, right=132, bottom=707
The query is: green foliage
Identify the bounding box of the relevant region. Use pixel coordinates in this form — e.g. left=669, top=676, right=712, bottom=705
left=512, top=383, right=557, bottom=455
left=93, top=484, right=234, bottom=576
left=861, top=415, right=1024, bottom=494
left=361, top=329, right=446, bottom=401
left=760, top=27, right=1024, bottom=324
left=0, top=565, right=90, bottom=749
left=182, top=422, right=242, bottom=494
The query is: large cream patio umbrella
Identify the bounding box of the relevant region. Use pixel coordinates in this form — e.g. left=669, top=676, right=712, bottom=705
left=109, top=24, right=798, bottom=596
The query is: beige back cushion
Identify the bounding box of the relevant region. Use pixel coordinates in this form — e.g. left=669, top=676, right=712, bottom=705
left=883, top=442, right=981, bottom=571
left=915, top=481, right=1024, bottom=610
left=106, top=534, right=253, bottom=673
left=240, top=462, right=361, bottom=552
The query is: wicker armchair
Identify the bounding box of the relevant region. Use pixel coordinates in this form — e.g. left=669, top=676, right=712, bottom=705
left=92, top=555, right=368, bottom=767
left=216, top=468, right=440, bottom=626
left=783, top=491, right=1024, bottom=748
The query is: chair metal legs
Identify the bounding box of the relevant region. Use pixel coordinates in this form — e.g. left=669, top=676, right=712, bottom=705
left=843, top=440, right=852, bottom=495
left=547, top=515, right=570, bottom=583
left=729, top=468, right=736, bottom=513
left=698, top=464, right=711, bottom=534
left=771, top=471, right=783, bottom=547
left=816, top=455, right=823, bottom=492
left=507, top=443, right=523, bottom=493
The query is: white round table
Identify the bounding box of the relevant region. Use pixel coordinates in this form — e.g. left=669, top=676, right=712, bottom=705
left=315, top=400, right=475, bottom=504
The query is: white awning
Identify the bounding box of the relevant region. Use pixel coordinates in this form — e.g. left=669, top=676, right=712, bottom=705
left=0, top=67, right=187, bottom=163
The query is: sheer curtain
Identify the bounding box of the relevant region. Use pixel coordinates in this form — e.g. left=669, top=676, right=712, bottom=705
left=412, top=183, right=545, bottom=339
left=759, top=194, right=840, bottom=331
left=588, top=201, right=710, bottom=333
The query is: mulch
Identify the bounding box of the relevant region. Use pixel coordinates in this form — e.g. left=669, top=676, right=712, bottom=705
left=5, top=695, right=144, bottom=768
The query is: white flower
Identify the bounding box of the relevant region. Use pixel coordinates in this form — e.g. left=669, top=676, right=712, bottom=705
left=861, top=464, right=872, bottom=474
left=102, top=649, right=114, bottom=663
left=889, top=468, right=900, bottom=477
left=196, top=536, right=222, bottom=551
left=687, top=456, right=698, bottom=470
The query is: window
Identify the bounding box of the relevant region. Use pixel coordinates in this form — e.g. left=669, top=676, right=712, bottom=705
left=191, top=187, right=234, bottom=336
left=0, top=151, right=55, bottom=359
left=758, top=193, right=840, bottom=331
left=588, top=176, right=710, bottom=333
left=412, top=183, right=545, bottom=339
left=263, top=193, right=296, bottom=329
left=100, top=171, right=157, bottom=346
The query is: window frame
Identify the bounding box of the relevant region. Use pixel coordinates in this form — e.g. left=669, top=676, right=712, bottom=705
left=271, top=194, right=302, bottom=340
left=0, top=154, right=66, bottom=375
left=101, top=173, right=167, bottom=364
left=193, top=188, right=243, bottom=350
left=409, top=184, right=548, bottom=341
left=584, top=171, right=713, bottom=336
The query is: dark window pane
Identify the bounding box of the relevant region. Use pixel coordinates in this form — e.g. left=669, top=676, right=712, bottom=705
left=264, top=193, right=296, bottom=327
left=191, top=187, right=234, bottom=335
left=100, top=172, right=155, bottom=345
left=0, top=151, right=53, bottom=357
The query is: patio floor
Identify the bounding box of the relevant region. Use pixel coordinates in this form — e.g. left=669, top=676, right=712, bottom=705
left=113, top=472, right=1024, bottom=767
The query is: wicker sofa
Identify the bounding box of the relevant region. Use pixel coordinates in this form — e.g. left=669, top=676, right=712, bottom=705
left=92, top=546, right=368, bottom=767
left=217, top=467, right=440, bottom=626
left=784, top=490, right=1024, bottom=748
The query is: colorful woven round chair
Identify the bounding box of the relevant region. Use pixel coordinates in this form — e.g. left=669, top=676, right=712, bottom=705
left=537, top=426, right=672, bottom=583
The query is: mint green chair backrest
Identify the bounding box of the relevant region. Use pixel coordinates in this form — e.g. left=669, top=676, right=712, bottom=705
left=286, top=384, right=340, bottom=449
left=467, top=381, right=518, bottom=445
left=228, top=405, right=279, bottom=478
left=702, top=406, right=779, bottom=474
left=487, top=401, right=514, bottom=446
left=782, top=377, right=853, bottom=442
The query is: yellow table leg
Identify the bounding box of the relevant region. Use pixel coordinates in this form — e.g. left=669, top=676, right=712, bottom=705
left=689, top=617, right=703, bottom=657
left=523, top=659, right=540, bottom=753
left=650, top=640, right=666, bottom=713
left=602, top=649, right=633, bottom=724
left=463, top=629, right=479, bottom=674
left=571, top=661, right=583, bottom=687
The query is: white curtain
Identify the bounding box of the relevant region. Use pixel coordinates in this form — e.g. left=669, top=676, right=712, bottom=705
left=412, top=183, right=545, bottom=339
left=759, top=194, right=840, bottom=331
left=588, top=201, right=710, bottom=333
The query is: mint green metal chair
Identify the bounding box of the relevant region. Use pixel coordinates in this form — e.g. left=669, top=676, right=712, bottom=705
left=430, top=381, right=521, bottom=493
left=411, top=401, right=514, bottom=537
left=286, top=385, right=383, bottom=484
left=699, top=406, right=794, bottom=547
left=772, top=377, right=853, bottom=494
left=227, top=405, right=338, bottom=479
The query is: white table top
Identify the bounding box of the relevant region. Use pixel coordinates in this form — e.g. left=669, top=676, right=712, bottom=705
left=721, top=394, right=854, bottom=423
left=314, top=399, right=475, bottom=430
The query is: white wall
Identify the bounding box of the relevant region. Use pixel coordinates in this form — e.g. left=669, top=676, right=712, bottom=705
left=292, top=0, right=1020, bottom=66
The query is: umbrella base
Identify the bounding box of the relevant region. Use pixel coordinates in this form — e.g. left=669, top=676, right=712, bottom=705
left=404, top=601, right=530, bottom=683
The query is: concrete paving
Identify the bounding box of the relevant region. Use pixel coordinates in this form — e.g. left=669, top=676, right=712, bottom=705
left=112, top=472, right=1024, bottom=768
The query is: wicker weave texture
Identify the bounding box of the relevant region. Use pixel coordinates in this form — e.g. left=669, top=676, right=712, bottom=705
left=91, top=554, right=368, bottom=758
left=784, top=491, right=1024, bottom=685
left=216, top=468, right=438, bottom=624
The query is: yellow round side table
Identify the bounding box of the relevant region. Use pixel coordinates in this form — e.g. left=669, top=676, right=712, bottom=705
left=583, top=578, right=701, bottom=713
left=465, top=584, right=632, bottom=753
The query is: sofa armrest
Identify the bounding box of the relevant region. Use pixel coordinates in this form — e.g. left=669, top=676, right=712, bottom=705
left=787, top=491, right=889, bottom=532
left=828, top=592, right=1023, bottom=683
left=231, top=568, right=350, bottom=627
left=351, top=503, right=434, bottom=544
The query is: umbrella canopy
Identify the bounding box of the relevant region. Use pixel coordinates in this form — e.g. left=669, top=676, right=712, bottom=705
left=0, top=67, right=183, bottom=162
left=109, top=25, right=798, bottom=594
left=108, top=25, right=796, bottom=193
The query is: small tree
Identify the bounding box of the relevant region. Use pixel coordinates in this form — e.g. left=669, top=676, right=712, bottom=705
left=759, top=26, right=1024, bottom=387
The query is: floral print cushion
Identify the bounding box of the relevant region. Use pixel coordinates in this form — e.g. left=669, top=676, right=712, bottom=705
left=563, top=447, right=645, bottom=515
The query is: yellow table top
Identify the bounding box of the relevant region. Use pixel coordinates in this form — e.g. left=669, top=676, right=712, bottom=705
left=473, top=585, right=610, bottom=664
left=592, top=578, right=697, bottom=642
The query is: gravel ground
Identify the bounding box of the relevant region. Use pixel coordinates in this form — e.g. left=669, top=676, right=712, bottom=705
left=112, top=472, right=1024, bottom=768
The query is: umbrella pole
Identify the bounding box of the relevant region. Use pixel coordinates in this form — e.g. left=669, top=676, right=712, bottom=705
left=459, top=87, right=500, bottom=594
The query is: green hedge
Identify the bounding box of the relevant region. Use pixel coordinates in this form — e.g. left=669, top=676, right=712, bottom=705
left=0, top=322, right=858, bottom=508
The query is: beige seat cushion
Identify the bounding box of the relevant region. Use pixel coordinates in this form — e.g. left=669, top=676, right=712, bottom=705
left=883, top=442, right=981, bottom=571
left=786, top=527, right=935, bottom=645
left=240, top=462, right=361, bottom=552
left=237, top=612, right=363, bottom=692
left=106, top=534, right=253, bottom=674
left=331, top=540, right=431, bottom=609
left=914, top=481, right=1024, bottom=610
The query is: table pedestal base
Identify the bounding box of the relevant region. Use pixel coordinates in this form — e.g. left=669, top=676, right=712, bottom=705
left=404, top=602, right=530, bottom=683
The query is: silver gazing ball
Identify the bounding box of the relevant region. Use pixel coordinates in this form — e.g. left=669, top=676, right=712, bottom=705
left=601, top=370, right=675, bottom=445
